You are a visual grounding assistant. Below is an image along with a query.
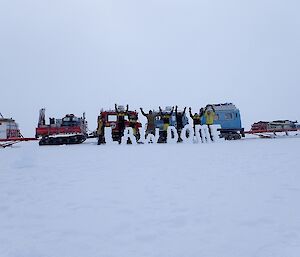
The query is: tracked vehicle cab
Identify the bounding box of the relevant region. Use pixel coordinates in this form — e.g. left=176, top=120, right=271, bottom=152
left=62, top=114, right=81, bottom=127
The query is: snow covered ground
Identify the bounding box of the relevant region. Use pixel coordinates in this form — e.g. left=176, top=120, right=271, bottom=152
left=1, top=137, right=300, bottom=257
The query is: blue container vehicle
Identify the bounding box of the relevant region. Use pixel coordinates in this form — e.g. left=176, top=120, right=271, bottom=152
left=202, top=103, right=245, bottom=140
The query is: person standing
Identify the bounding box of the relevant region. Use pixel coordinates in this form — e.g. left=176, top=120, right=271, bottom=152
left=140, top=108, right=157, bottom=136
left=189, top=107, right=204, bottom=135
left=128, top=112, right=140, bottom=143
left=175, top=106, right=187, bottom=142
left=97, top=114, right=105, bottom=145
left=115, top=104, right=129, bottom=144
left=204, top=104, right=216, bottom=141
left=159, top=106, right=174, bottom=143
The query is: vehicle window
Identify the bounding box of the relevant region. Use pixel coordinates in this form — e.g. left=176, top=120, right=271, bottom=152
left=225, top=113, right=233, bottom=120
left=108, top=115, right=117, bottom=122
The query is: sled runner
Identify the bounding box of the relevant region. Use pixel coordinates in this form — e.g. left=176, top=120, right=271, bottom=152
left=0, top=141, right=17, bottom=148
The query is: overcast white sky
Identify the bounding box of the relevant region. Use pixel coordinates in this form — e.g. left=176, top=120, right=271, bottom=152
left=1, top=0, right=299, bottom=135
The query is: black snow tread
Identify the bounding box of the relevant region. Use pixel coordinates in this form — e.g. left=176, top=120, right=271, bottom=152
left=39, top=135, right=86, bottom=146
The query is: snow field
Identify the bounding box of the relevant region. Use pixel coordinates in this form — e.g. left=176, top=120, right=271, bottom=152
left=0, top=138, right=300, bottom=257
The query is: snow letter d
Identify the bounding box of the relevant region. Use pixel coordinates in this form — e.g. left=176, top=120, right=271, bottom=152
left=167, top=126, right=178, bottom=144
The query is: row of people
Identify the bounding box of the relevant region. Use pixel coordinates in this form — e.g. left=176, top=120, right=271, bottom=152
left=141, top=105, right=216, bottom=141
left=97, top=104, right=216, bottom=144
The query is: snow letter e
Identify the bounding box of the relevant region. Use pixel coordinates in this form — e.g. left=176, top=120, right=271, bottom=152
left=209, top=125, right=224, bottom=142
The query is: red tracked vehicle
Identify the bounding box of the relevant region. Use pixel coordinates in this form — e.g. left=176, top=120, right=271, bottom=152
left=35, top=109, right=88, bottom=145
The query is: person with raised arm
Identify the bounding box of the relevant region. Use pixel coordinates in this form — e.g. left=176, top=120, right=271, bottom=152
left=175, top=106, right=187, bottom=142
left=140, top=108, right=157, bottom=136
left=115, top=104, right=129, bottom=144
left=189, top=107, right=204, bottom=135
left=159, top=106, right=174, bottom=143
left=204, top=104, right=216, bottom=141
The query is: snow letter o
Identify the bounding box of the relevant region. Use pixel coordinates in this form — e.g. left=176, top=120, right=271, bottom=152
left=180, top=125, right=194, bottom=143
